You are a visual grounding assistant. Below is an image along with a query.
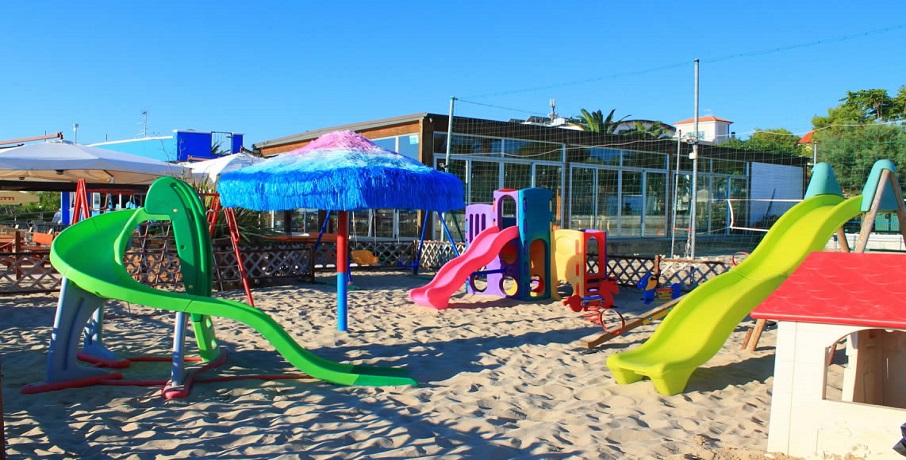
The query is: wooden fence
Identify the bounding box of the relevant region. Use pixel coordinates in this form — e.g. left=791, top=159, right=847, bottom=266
left=0, top=229, right=731, bottom=296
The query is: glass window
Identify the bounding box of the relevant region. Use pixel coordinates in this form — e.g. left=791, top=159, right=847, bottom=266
left=372, top=138, right=396, bottom=153
left=587, top=147, right=621, bottom=166
left=374, top=209, right=395, bottom=238
left=449, top=135, right=503, bottom=156
left=569, top=167, right=595, bottom=229
left=397, top=134, right=419, bottom=160
left=645, top=173, right=667, bottom=237
left=712, top=158, right=746, bottom=175
left=503, top=162, right=532, bottom=190
left=597, top=169, right=619, bottom=232
left=469, top=160, right=499, bottom=204
left=504, top=140, right=563, bottom=161
left=621, top=171, right=643, bottom=237
left=399, top=210, right=420, bottom=239
left=623, top=150, right=667, bottom=169
left=433, top=133, right=448, bottom=155
left=535, top=164, right=563, bottom=227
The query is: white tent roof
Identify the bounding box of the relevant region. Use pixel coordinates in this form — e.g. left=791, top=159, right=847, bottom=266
left=0, top=141, right=190, bottom=185
left=182, top=152, right=263, bottom=185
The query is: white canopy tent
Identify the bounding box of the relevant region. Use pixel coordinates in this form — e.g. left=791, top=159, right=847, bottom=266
left=0, top=141, right=190, bottom=184
left=181, top=152, right=263, bottom=185
left=0, top=141, right=192, bottom=224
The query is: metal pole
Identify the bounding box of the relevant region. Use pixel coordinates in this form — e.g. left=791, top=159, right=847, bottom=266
left=670, top=130, right=681, bottom=258
left=689, top=59, right=700, bottom=259
left=445, top=97, right=456, bottom=172
left=440, top=96, right=457, bottom=244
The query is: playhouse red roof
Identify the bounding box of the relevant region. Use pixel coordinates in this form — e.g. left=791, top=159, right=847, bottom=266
left=752, top=252, right=906, bottom=329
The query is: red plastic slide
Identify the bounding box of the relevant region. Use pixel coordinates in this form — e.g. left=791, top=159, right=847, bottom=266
left=409, top=226, right=520, bottom=309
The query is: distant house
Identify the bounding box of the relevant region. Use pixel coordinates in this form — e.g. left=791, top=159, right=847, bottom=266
left=673, top=115, right=734, bottom=144
left=90, top=130, right=244, bottom=163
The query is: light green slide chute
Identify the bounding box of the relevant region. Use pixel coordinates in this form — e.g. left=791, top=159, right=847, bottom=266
left=607, top=165, right=861, bottom=395
left=48, top=177, right=415, bottom=388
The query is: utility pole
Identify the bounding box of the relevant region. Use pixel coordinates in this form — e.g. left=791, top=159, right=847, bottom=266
left=689, top=59, right=700, bottom=259
left=445, top=97, right=456, bottom=172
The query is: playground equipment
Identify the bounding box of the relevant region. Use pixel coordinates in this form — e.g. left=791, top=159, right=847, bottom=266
left=749, top=160, right=906, bottom=458
left=606, top=162, right=863, bottom=395
left=553, top=229, right=623, bottom=331
left=409, top=187, right=628, bottom=315
left=409, top=188, right=553, bottom=309
left=636, top=260, right=682, bottom=305
left=24, top=177, right=415, bottom=399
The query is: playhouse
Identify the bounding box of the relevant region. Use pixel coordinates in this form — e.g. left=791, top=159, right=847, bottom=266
left=753, top=252, right=906, bottom=458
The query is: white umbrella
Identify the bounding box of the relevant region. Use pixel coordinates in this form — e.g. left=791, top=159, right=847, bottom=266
left=0, top=191, right=39, bottom=205
left=0, top=141, right=190, bottom=184
left=181, top=152, right=263, bottom=185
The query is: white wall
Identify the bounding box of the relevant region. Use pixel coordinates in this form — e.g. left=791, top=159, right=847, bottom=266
left=749, top=162, right=804, bottom=226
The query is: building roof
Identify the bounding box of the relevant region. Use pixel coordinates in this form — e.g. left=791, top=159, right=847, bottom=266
left=673, top=115, right=733, bottom=125
left=254, top=113, right=432, bottom=150
left=752, top=252, right=906, bottom=328
left=798, top=130, right=814, bottom=144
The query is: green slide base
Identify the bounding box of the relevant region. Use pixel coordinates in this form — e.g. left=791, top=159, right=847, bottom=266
left=50, top=177, right=415, bottom=388
left=606, top=194, right=861, bottom=395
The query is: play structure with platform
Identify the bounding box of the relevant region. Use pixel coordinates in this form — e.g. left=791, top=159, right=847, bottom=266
left=409, top=187, right=621, bottom=320
left=409, top=188, right=554, bottom=309
left=23, top=177, right=415, bottom=399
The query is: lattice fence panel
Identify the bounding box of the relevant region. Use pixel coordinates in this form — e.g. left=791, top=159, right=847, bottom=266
left=0, top=250, right=61, bottom=294
left=242, top=242, right=314, bottom=284
left=607, top=255, right=657, bottom=287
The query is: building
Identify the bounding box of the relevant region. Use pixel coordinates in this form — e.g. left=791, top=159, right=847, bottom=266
left=254, top=113, right=808, bottom=254
left=674, top=115, right=734, bottom=144
left=90, top=130, right=244, bottom=163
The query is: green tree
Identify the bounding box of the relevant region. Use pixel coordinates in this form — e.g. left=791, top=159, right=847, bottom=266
left=810, top=87, right=906, bottom=195
left=619, top=120, right=671, bottom=139
left=571, top=109, right=629, bottom=134
left=748, top=128, right=802, bottom=154
left=892, top=85, right=906, bottom=121
left=716, top=128, right=802, bottom=156
left=813, top=123, right=906, bottom=195
left=842, top=89, right=894, bottom=122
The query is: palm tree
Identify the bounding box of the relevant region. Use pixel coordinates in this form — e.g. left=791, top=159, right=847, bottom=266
left=571, top=109, right=630, bottom=134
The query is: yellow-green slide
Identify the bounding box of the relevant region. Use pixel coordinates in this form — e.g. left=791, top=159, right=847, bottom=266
left=606, top=192, right=861, bottom=395
left=47, top=177, right=415, bottom=389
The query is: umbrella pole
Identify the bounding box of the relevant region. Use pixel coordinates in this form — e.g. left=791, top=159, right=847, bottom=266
left=337, top=211, right=349, bottom=332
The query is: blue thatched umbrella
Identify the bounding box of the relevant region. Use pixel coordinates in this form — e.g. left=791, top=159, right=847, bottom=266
left=217, top=130, right=464, bottom=331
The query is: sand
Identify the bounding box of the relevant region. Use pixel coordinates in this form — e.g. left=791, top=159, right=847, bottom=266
left=1, top=270, right=799, bottom=459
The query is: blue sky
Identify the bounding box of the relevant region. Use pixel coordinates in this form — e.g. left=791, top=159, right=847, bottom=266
left=2, top=2, right=904, bottom=147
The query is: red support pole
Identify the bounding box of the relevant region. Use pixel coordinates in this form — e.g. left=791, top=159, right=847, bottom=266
left=205, top=193, right=254, bottom=307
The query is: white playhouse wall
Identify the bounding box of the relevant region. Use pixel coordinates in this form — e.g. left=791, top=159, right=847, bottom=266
left=768, top=321, right=906, bottom=458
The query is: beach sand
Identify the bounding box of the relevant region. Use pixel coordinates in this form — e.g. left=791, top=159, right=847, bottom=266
left=2, top=270, right=800, bottom=459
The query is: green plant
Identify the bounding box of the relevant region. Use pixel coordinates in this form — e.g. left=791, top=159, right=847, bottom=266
left=190, top=179, right=277, bottom=245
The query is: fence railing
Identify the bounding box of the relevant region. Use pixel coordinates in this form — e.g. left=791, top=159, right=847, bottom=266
left=0, top=231, right=731, bottom=295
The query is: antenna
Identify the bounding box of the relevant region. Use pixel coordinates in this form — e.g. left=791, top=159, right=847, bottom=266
left=138, top=110, right=149, bottom=138
left=72, top=123, right=79, bottom=144
left=549, top=98, right=558, bottom=120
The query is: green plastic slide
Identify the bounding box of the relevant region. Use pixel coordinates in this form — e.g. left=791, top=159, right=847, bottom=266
left=606, top=193, right=862, bottom=395
left=50, top=177, right=415, bottom=387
